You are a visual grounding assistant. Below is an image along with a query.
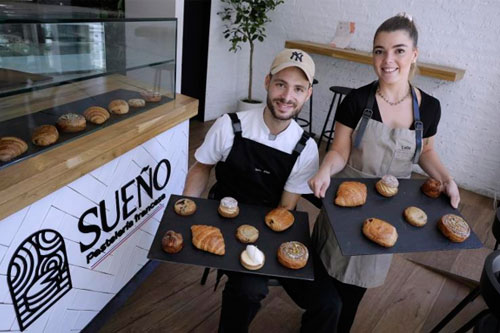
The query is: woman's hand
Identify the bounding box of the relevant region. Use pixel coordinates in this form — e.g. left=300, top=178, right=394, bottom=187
left=308, top=168, right=332, bottom=199
left=443, top=179, right=460, bottom=209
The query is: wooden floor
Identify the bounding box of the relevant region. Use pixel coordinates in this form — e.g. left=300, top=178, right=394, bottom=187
left=99, top=119, right=497, bottom=333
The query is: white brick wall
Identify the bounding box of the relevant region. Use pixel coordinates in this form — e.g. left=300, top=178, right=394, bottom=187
left=205, top=0, right=500, bottom=197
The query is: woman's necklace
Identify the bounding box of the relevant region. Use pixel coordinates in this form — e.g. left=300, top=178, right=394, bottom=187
left=377, top=87, right=411, bottom=106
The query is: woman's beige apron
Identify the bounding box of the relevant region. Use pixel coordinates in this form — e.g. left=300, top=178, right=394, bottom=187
left=312, top=83, right=422, bottom=288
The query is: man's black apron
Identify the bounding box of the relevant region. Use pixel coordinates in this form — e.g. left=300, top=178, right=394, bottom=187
left=208, top=113, right=310, bottom=207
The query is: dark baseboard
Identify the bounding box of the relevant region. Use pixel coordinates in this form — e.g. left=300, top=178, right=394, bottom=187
left=82, top=260, right=160, bottom=332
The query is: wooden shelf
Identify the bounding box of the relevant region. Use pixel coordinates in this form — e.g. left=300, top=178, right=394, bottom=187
left=0, top=75, right=198, bottom=221
left=285, top=40, right=465, bottom=82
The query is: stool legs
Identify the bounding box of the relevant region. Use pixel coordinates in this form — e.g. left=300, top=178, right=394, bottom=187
left=430, top=286, right=481, bottom=332
left=319, top=92, right=338, bottom=151
left=201, top=267, right=210, bottom=285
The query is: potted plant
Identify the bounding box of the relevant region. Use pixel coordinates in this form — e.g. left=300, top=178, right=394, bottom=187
left=218, top=0, right=284, bottom=110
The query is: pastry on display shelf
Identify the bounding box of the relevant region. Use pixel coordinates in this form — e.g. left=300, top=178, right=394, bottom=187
left=0, top=136, right=28, bottom=162
left=57, top=113, right=86, bottom=133
left=83, top=106, right=110, bottom=125
left=31, top=125, right=59, bottom=146
left=108, top=99, right=129, bottom=115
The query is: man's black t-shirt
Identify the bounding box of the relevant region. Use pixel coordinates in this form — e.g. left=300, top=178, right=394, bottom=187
left=335, top=83, right=441, bottom=138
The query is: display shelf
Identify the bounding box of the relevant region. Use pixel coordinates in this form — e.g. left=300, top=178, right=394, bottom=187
left=285, top=40, right=465, bottom=82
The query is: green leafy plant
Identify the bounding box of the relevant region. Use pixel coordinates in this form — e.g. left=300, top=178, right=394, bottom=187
left=218, top=0, right=284, bottom=103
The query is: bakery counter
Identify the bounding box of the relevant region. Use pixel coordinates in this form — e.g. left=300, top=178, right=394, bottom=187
left=0, top=75, right=198, bottom=221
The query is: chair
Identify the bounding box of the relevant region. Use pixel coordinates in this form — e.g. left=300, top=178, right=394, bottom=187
left=319, top=86, right=352, bottom=152
left=493, top=207, right=500, bottom=250
left=295, top=79, right=319, bottom=138
left=430, top=250, right=500, bottom=333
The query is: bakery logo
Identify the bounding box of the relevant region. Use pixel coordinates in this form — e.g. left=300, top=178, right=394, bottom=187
left=78, top=159, right=170, bottom=268
left=401, top=145, right=412, bottom=150
left=7, top=229, right=72, bottom=331
left=290, top=51, right=303, bottom=62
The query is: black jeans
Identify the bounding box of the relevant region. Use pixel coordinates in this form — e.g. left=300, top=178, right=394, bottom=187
left=218, top=254, right=344, bottom=333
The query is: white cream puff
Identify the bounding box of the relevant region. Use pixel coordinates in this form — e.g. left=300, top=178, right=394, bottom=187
left=240, top=245, right=265, bottom=270
left=218, top=197, right=239, bottom=218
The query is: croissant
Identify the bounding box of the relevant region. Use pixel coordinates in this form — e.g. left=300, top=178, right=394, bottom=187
left=0, top=136, right=28, bottom=162
left=191, top=225, right=225, bottom=255
left=334, top=181, right=367, bottom=207
left=84, top=106, right=110, bottom=124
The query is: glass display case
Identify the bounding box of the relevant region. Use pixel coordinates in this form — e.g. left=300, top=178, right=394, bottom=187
left=0, top=18, right=177, bottom=169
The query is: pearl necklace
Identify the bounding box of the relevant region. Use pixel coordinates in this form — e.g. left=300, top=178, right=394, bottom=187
left=376, top=88, right=411, bottom=106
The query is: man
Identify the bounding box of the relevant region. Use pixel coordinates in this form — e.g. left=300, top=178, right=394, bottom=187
left=184, top=49, right=338, bottom=332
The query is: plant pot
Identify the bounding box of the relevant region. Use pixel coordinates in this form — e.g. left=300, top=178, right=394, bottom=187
left=237, top=99, right=265, bottom=111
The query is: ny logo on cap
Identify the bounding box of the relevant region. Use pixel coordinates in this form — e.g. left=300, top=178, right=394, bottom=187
left=290, top=51, right=303, bottom=62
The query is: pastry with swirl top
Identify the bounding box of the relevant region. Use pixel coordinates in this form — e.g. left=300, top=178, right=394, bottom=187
left=438, top=214, right=470, bottom=242
left=277, top=241, right=309, bottom=269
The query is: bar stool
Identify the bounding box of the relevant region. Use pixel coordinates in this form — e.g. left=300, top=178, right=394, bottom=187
left=430, top=250, right=500, bottom=333
left=319, top=86, right=352, bottom=151
left=493, top=207, right=500, bottom=250
left=295, top=79, right=319, bottom=137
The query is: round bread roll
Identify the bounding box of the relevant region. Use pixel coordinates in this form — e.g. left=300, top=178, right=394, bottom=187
left=162, top=230, right=184, bottom=254
left=277, top=241, right=309, bottom=269
left=0, top=136, right=28, bottom=162
left=57, top=113, right=86, bottom=133
left=108, top=99, right=129, bottom=115
left=375, top=175, right=399, bottom=197
left=83, top=106, right=110, bottom=124
left=265, top=207, right=294, bottom=232
left=362, top=218, right=398, bottom=247
left=240, top=245, right=265, bottom=270
left=421, top=178, right=442, bottom=198
left=236, top=224, right=259, bottom=243
left=128, top=98, right=146, bottom=108
left=404, top=206, right=427, bottom=227
left=438, top=214, right=470, bottom=242
left=174, top=198, right=197, bottom=216
left=218, top=197, right=239, bottom=218
left=141, top=91, right=162, bottom=102
left=32, top=125, right=59, bottom=146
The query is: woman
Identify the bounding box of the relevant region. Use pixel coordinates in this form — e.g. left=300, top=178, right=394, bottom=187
left=308, top=13, right=460, bottom=332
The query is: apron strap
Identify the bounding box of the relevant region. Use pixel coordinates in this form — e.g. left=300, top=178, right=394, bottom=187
left=411, top=86, right=423, bottom=164
left=353, top=81, right=377, bottom=148
left=227, top=113, right=242, bottom=138
left=292, top=131, right=311, bottom=158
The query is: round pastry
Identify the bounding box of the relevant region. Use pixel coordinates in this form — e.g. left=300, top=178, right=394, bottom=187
left=83, top=106, right=110, bottom=124
left=277, top=241, right=309, bottom=269
left=0, top=136, right=28, bottom=162
left=162, top=230, right=184, bottom=254
left=32, top=125, right=59, bottom=146
left=128, top=98, right=146, bottom=108
left=404, top=206, right=428, bottom=227
left=218, top=197, right=239, bottom=218
left=174, top=198, right=197, bottom=216
left=375, top=175, right=399, bottom=197
left=421, top=178, right=442, bottom=198
left=265, top=207, right=294, bottom=232
left=240, top=245, right=265, bottom=270
left=438, top=214, right=470, bottom=242
left=57, top=113, right=86, bottom=133
left=141, top=91, right=162, bottom=102
left=108, top=99, right=129, bottom=115
left=236, top=224, right=259, bottom=243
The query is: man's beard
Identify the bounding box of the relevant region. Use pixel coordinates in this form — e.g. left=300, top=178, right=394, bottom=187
left=266, top=95, right=303, bottom=121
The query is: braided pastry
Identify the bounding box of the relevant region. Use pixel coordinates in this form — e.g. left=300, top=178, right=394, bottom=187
left=32, top=125, right=59, bottom=146
left=83, top=106, right=110, bottom=124
left=0, top=136, right=28, bottom=162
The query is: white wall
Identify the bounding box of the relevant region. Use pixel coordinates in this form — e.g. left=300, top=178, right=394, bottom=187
left=205, top=0, right=500, bottom=198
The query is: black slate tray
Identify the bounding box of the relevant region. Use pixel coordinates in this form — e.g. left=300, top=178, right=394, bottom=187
left=148, top=195, right=315, bottom=281
left=0, top=88, right=173, bottom=170
left=322, top=178, right=483, bottom=256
